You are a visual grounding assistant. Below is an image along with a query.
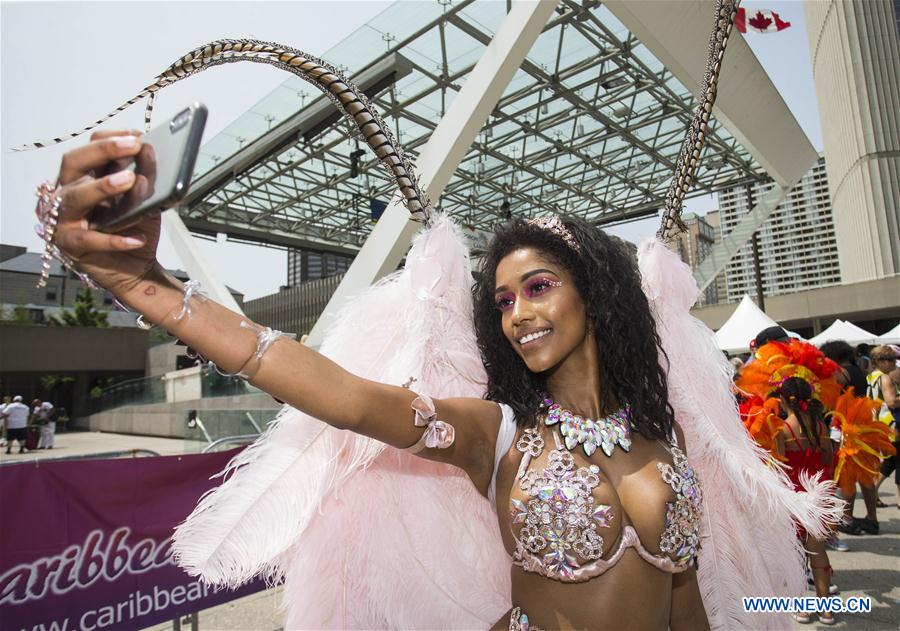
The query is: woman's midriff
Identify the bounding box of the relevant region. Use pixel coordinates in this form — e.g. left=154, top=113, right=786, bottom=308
left=493, top=551, right=673, bottom=630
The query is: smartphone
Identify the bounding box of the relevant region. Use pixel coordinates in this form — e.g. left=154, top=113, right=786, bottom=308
left=98, top=103, right=207, bottom=231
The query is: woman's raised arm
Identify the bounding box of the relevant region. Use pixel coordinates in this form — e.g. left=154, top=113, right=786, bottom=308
left=128, top=267, right=501, bottom=486
left=46, top=132, right=502, bottom=491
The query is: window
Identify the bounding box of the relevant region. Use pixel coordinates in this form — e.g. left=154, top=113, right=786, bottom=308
left=46, top=288, right=57, bottom=301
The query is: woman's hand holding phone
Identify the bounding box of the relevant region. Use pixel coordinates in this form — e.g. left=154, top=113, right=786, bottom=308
left=52, top=129, right=166, bottom=298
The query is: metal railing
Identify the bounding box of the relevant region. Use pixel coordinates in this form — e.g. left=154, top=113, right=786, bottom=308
left=0, top=448, right=161, bottom=466
left=201, top=435, right=261, bottom=453
left=92, top=365, right=264, bottom=413
left=200, top=368, right=262, bottom=398
left=183, top=409, right=277, bottom=453
left=91, top=375, right=165, bottom=413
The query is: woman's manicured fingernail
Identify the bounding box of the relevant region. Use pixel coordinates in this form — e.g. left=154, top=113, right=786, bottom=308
left=109, top=170, right=134, bottom=187
left=122, top=236, right=144, bottom=246
left=114, top=136, right=138, bottom=149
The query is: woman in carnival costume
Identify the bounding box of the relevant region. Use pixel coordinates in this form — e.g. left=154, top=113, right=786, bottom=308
left=20, top=1, right=843, bottom=628
left=868, top=345, right=900, bottom=509
left=821, top=340, right=884, bottom=535
left=738, top=340, right=895, bottom=624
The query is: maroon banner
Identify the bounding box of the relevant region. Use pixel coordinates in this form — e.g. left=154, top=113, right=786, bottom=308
left=0, top=449, right=266, bottom=631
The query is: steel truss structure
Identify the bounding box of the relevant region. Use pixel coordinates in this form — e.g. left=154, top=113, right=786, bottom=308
left=182, top=0, right=766, bottom=254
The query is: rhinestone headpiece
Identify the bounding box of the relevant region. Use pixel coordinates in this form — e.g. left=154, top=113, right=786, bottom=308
left=526, top=215, right=580, bottom=252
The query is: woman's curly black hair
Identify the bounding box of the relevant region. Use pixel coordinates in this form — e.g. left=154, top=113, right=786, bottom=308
left=819, top=340, right=855, bottom=365
left=472, top=215, right=674, bottom=441
left=776, top=376, right=826, bottom=449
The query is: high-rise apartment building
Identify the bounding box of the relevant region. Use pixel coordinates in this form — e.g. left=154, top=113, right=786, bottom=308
left=701, top=210, right=728, bottom=306
left=287, top=249, right=354, bottom=286
left=718, top=156, right=841, bottom=303
left=805, top=0, right=900, bottom=282
left=669, top=213, right=719, bottom=306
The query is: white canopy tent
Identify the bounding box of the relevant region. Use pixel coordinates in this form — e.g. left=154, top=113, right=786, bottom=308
left=715, top=294, right=779, bottom=353
left=807, top=319, right=880, bottom=346
left=875, top=323, right=900, bottom=344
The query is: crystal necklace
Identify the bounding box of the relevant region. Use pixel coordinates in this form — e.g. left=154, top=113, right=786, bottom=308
left=540, top=392, right=632, bottom=457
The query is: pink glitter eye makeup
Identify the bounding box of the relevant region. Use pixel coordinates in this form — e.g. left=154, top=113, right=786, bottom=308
left=524, top=277, right=562, bottom=297
left=495, top=277, right=562, bottom=311
left=496, top=293, right=515, bottom=312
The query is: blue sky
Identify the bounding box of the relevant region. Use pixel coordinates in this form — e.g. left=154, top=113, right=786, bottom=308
left=1, top=1, right=822, bottom=300
left=607, top=0, right=821, bottom=244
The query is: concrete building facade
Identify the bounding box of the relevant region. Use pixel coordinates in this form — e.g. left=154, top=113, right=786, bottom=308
left=0, top=324, right=149, bottom=418
left=718, top=156, right=841, bottom=303
left=0, top=252, right=121, bottom=316
left=244, top=273, right=343, bottom=338
left=0, top=245, right=244, bottom=326
left=805, top=0, right=900, bottom=282
left=702, top=210, right=729, bottom=306
left=669, top=213, right=719, bottom=306
left=287, top=249, right=354, bottom=285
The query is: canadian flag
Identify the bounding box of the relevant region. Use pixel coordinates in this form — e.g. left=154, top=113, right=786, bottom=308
left=735, top=8, right=792, bottom=34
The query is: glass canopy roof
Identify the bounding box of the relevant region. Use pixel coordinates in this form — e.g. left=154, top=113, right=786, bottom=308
left=182, top=0, right=766, bottom=251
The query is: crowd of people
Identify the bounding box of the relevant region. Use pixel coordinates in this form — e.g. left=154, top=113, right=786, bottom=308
left=733, top=326, right=899, bottom=625
left=0, top=396, right=60, bottom=454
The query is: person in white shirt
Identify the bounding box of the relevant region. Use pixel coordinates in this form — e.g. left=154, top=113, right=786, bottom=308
left=1, top=396, right=31, bottom=454
left=0, top=396, right=9, bottom=448
left=32, top=399, right=56, bottom=450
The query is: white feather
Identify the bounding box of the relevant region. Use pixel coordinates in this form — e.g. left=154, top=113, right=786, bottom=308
left=172, top=224, right=844, bottom=630
left=172, top=216, right=511, bottom=627
left=638, top=237, right=844, bottom=630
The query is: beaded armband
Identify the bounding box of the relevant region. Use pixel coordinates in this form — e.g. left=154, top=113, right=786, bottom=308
left=172, top=279, right=207, bottom=321
left=233, top=321, right=290, bottom=380
left=405, top=394, right=455, bottom=453
left=34, top=181, right=101, bottom=290
left=171, top=281, right=289, bottom=381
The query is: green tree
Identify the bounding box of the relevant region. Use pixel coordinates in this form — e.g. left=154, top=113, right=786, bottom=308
left=0, top=305, right=40, bottom=325
left=40, top=374, right=75, bottom=393
left=49, top=287, right=110, bottom=327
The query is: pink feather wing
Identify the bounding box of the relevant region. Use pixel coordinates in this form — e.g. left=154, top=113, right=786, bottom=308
left=172, top=216, right=510, bottom=627
left=638, top=237, right=843, bottom=630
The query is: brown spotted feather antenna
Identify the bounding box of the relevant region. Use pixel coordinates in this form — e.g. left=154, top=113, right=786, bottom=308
left=16, top=40, right=432, bottom=224
left=657, top=0, right=739, bottom=241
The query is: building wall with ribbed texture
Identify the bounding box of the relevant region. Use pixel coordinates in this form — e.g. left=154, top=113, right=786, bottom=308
left=718, top=157, right=841, bottom=303
left=243, top=274, right=344, bottom=338
left=804, top=0, right=900, bottom=281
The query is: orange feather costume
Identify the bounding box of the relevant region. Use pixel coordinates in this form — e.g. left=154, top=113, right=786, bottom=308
left=737, top=341, right=895, bottom=493
left=736, top=340, right=841, bottom=457
left=828, top=390, right=897, bottom=495
left=737, top=340, right=841, bottom=408
left=739, top=396, right=787, bottom=461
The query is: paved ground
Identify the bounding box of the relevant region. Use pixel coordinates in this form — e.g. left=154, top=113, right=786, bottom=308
left=0, top=428, right=204, bottom=463
left=144, top=587, right=285, bottom=631
left=4, top=431, right=897, bottom=629
left=810, top=484, right=900, bottom=631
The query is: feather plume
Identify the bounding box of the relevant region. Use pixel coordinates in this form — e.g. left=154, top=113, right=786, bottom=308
left=829, top=391, right=897, bottom=495
left=172, top=216, right=510, bottom=627
left=737, top=340, right=841, bottom=409
left=740, top=396, right=787, bottom=460
left=638, top=237, right=844, bottom=630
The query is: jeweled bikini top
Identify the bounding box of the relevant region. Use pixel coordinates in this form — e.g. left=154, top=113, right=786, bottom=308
left=490, top=404, right=702, bottom=583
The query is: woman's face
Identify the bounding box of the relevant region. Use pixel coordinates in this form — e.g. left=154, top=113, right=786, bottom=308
left=494, top=247, right=591, bottom=373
